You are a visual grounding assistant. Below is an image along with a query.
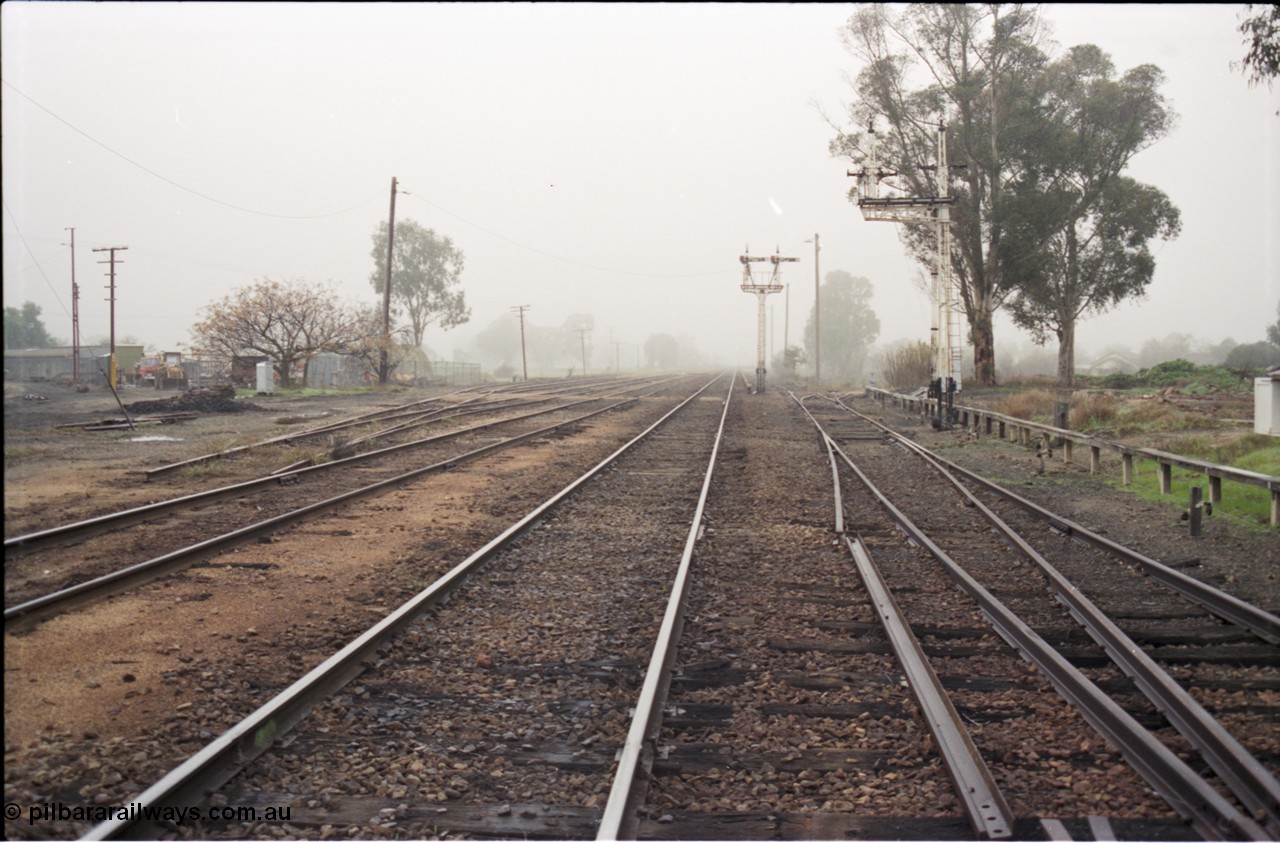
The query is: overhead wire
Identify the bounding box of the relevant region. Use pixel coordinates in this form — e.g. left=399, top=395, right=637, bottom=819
left=401, top=190, right=739, bottom=280
left=2, top=200, right=71, bottom=319
left=5, top=78, right=801, bottom=289
left=2, top=78, right=383, bottom=220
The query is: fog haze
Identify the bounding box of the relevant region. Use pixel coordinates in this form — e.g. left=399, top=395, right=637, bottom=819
left=4, top=3, right=1277, bottom=374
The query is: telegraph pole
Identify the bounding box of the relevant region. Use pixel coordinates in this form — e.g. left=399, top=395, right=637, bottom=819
left=380, top=176, right=398, bottom=385
left=511, top=305, right=530, bottom=381
left=92, top=245, right=127, bottom=387
left=576, top=328, right=590, bottom=377
left=65, top=227, right=80, bottom=383
left=739, top=246, right=797, bottom=393
left=805, top=234, right=820, bottom=386
left=612, top=341, right=623, bottom=373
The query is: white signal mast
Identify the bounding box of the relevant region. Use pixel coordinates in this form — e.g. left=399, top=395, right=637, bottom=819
left=739, top=246, right=797, bottom=394
left=849, top=123, right=962, bottom=429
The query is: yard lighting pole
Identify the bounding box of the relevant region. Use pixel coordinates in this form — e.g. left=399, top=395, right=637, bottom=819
left=380, top=176, right=397, bottom=386
left=805, top=234, right=820, bottom=387
left=577, top=328, right=590, bottom=377
left=511, top=305, right=530, bottom=381
left=65, top=227, right=80, bottom=384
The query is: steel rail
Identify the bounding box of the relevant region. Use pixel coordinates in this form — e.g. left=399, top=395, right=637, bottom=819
left=812, top=418, right=1267, bottom=840
left=835, top=398, right=1280, bottom=645
left=4, top=391, right=640, bottom=560
left=793, top=393, right=1014, bottom=839
left=139, top=392, right=478, bottom=479
left=596, top=374, right=735, bottom=841
left=265, top=376, right=689, bottom=476
left=827, top=398, right=1280, bottom=835
left=5, top=391, right=656, bottom=629
left=81, top=373, right=726, bottom=841
left=138, top=375, right=666, bottom=480
left=262, top=396, right=563, bottom=475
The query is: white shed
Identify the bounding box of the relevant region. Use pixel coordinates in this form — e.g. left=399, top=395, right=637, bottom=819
left=1256, top=368, right=1280, bottom=436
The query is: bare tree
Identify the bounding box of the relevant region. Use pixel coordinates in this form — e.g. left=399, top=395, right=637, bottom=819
left=190, top=278, right=368, bottom=388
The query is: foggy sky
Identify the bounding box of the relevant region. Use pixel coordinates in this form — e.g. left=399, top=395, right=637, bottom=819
left=3, top=3, right=1277, bottom=373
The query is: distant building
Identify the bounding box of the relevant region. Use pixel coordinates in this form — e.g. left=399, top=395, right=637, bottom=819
left=3, top=345, right=143, bottom=383
left=1083, top=352, right=1139, bottom=376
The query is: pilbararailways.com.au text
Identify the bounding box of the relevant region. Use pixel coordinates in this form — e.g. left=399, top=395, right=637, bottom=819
left=9, top=801, right=292, bottom=826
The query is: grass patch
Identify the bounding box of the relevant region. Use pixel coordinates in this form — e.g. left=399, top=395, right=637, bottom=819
left=991, top=389, right=1057, bottom=422
left=1110, top=432, right=1280, bottom=529
left=4, top=445, right=46, bottom=460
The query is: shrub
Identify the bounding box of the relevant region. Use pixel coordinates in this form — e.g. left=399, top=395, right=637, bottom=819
left=1145, top=358, right=1197, bottom=386
left=1098, top=372, right=1137, bottom=390
left=881, top=342, right=932, bottom=391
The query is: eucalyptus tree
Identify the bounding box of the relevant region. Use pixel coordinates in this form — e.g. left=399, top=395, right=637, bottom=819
left=1237, top=3, right=1280, bottom=88
left=1002, top=44, right=1180, bottom=400
left=369, top=219, right=470, bottom=350
left=832, top=3, right=1050, bottom=386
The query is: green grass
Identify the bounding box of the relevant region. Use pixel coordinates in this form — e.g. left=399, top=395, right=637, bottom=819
left=1108, top=433, right=1280, bottom=529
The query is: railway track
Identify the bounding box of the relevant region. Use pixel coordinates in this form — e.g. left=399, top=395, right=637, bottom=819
left=7, top=381, right=1276, bottom=841
left=3, top=377, right=683, bottom=626
left=79, top=373, right=735, bottom=840
left=795, top=394, right=1278, bottom=839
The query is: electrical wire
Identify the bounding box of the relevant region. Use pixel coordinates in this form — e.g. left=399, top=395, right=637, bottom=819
left=2, top=79, right=383, bottom=221
left=2, top=200, right=71, bottom=319
left=402, top=191, right=738, bottom=280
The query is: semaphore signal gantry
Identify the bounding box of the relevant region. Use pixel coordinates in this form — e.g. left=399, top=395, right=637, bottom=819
left=740, top=246, right=798, bottom=394
left=848, top=123, right=963, bottom=430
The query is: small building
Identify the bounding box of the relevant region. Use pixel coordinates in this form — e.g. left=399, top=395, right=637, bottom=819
left=3, top=344, right=143, bottom=383
left=1255, top=367, right=1280, bottom=436
left=1083, top=352, right=1139, bottom=376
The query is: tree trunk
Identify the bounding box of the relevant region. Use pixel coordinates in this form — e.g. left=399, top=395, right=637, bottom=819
left=972, top=314, right=997, bottom=386
left=277, top=357, right=294, bottom=388
left=1057, top=316, right=1076, bottom=390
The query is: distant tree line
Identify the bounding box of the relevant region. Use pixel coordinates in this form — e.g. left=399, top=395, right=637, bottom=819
left=4, top=302, right=57, bottom=349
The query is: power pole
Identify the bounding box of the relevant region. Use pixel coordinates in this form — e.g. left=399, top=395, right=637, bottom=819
left=576, top=328, right=590, bottom=377
left=849, top=124, right=959, bottom=429
left=511, top=305, right=530, bottom=381
left=65, top=227, right=80, bottom=383
left=92, top=245, right=127, bottom=387
left=783, top=282, right=789, bottom=372
left=739, top=246, right=797, bottom=393
left=805, top=234, right=820, bottom=387
left=380, top=176, right=398, bottom=386
left=612, top=341, right=623, bottom=373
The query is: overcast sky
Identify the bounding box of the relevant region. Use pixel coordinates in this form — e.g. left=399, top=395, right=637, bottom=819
left=3, top=2, right=1277, bottom=372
